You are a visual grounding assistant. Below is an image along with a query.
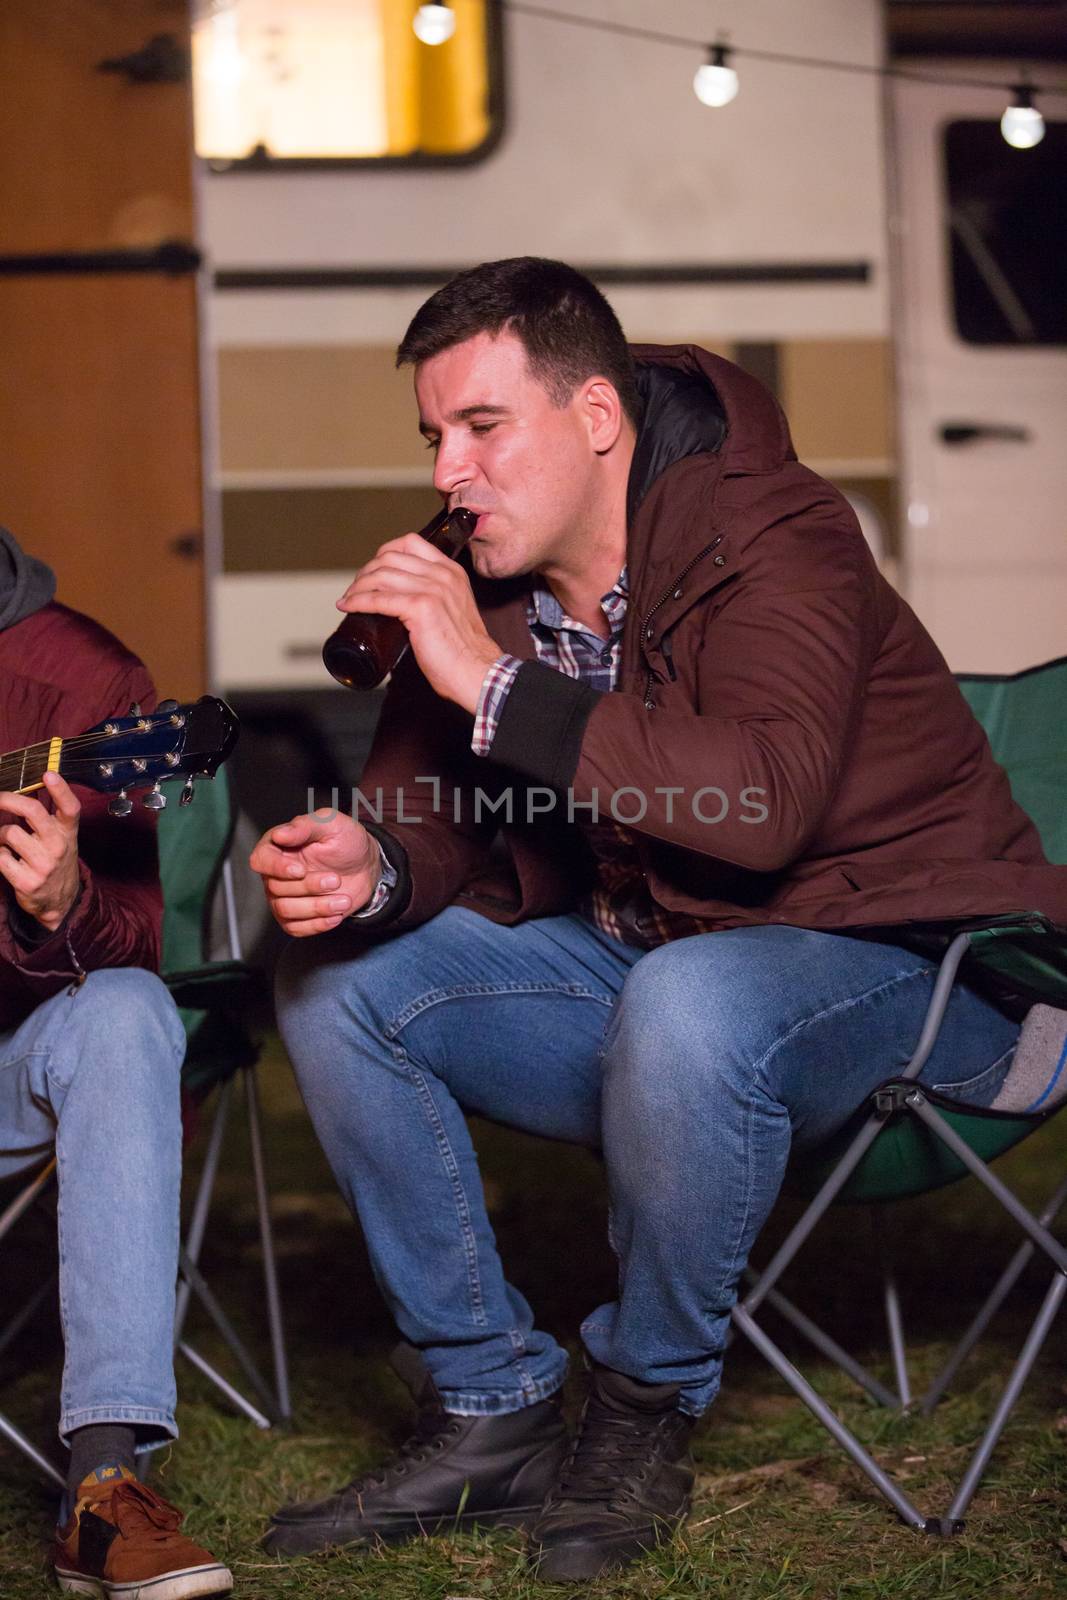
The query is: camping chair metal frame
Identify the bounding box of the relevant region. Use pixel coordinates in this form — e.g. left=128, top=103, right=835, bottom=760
left=0, top=1159, right=65, bottom=1487
left=169, top=854, right=292, bottom=1430
left=732, top=930, right=1067, bottom=1535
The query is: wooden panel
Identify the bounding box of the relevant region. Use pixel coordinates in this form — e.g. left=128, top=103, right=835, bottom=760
left=0, top=275, right=205, bottom=700
left=0, top=1, right=195, bottom=252
left=0, top=0, right=205, bottom=699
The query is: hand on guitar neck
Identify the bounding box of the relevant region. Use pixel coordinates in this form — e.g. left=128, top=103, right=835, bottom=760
left=0, top=769, right=81, bottom=932
left=0, top=695, right=240, bottom=935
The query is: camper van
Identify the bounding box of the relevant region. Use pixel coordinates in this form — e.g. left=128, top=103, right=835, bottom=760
left=195, top=0, right=1065, bottom=698
left=3, top=1, right=1063, bottom=704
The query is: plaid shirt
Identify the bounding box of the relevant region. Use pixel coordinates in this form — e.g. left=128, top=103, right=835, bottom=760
left=472, top=571, right=717, bottom=948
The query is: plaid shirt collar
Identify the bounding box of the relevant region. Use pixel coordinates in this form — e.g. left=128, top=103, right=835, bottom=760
left=526, top=567, right=629, bottom=639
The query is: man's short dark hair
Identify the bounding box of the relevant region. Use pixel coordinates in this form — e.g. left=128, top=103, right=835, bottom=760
left=396, top=256, right=641, bottom=428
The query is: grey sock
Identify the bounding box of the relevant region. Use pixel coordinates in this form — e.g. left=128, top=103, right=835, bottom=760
left=66, top=1423, right=137, bottom=1506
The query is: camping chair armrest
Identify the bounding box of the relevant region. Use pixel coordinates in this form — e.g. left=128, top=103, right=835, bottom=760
left=963, top=914, right=1067, bottom=1014
left=901, top=931, right=973, bottom=1082
left=890, top=911, right=1067, bottom=1039
left=164, top=960, right=269, bottom=1011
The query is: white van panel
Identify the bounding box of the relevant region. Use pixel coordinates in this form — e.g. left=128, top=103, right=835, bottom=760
left=890, top=66, right=1067, bottom=672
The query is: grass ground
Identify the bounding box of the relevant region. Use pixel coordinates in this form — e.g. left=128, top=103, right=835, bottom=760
left=1, top=1034, right=1065, bottom=1598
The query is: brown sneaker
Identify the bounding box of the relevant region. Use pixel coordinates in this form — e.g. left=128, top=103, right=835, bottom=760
left=54, top=1465, right=232, bottom=1599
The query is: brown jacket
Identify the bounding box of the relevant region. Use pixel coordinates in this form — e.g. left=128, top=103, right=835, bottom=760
left=358, top=345, right=1067, bottom=940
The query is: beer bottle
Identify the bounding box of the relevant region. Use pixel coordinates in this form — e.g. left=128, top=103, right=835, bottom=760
left=322, top=505, right=478, bottom=690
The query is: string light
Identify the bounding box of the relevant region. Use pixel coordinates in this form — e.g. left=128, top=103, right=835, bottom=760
left=693, top=42, right=739, bottom=108
left=413, top=3, right=455, bottom=46
left=408, top=1, right=1062, bottom=145
left=500, top=2, right=1064, bottom=136
left=1001, top=82, right=1046, bottom=149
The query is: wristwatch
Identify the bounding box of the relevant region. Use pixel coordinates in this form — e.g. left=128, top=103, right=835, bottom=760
left=351, top=837, right=398, bottom=920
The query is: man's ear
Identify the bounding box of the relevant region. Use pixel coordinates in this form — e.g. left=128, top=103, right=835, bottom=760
left=581, top=377, right=625, bottom=455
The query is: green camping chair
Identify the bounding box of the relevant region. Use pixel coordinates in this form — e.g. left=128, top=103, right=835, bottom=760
left=159, top=766, right=291, bottom=1432
left=732, top=654, right=1067, bottom=1534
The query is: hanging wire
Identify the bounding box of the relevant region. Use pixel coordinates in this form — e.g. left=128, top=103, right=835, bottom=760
left=502, top=0, right=1067, bottom=98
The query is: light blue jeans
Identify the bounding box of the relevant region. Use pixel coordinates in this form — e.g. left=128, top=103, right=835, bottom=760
left=277, top=909, right=1019, bottom=1417
left=0, top=968, right=186, bottom=1447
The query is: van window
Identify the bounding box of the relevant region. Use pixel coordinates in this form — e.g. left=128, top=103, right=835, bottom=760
left=944, top=119, right=1066, bottom=345
left=194, top=0, right=500, bottom=168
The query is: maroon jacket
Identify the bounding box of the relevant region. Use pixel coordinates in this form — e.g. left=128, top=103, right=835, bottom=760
left=357, top=345, right=1067, bottom=942
left=0, top=601, right=161, bottom=1032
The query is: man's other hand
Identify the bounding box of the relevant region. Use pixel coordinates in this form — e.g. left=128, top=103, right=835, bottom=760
left=249, top=809, right=383, bottom=937
left=336, top=532, right=501, bottom=713
left=0, top=770, right=82, bottom=932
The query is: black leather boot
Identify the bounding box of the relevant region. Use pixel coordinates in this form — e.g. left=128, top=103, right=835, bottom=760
left=528, top=1361, right=696, bottom=1582
left=263, top=1346, right=568, bottom=1556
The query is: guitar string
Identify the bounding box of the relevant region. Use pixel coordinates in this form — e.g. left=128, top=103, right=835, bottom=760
left=0, top=717, right=196, bottom=780
left=0, top=755, right=193, bottom=786
left=0, top=718, right=192, bottom=762
left=0, top=718, right=198, bottom=791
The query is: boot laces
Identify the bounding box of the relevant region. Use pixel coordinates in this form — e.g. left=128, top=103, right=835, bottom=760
left=346, top=1408, right=463, bottom=1492
left=552, top=1399, right=669, bottom=1504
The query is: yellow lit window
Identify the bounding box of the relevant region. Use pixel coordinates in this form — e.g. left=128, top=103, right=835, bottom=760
left=193, top=0, right=499, bottom=167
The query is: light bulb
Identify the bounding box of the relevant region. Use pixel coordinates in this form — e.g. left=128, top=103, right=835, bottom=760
left=1001, top=97, right=1045, bottom=149
left=693, top=44, right=739, bottom=108
left=413, top=3, right=455, bottom=46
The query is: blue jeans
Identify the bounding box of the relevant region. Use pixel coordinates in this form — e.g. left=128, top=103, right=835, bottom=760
left=0, top=969, right=186, bottom=1447
left=276, top=909, right=1019, bottom=1417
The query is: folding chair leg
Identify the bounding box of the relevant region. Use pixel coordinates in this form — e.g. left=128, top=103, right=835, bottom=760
left=945, top=1269, right=1067, bottom=1527
left=243, top=1065, right=291, bottom=1422
left=174, top=1078, right=234, bottom=1344
left=871, top=1211, right=911, bottom=1408
left=741, top=1269, right=899, bottom=1409
left=0, top=1158, right=56, bottom=1240
left=173, top=1066, right=291, bottom=1426
left=0, top=1410, right=65, bottom=1488
left=743, top=1113, right=886, bottom=1315
left=0, top=1164, right=63, bottom=1487
left=176, top=1342, right=272, bottom=1430
left=922, top=1172, right=1067, bottom=1414
left=907, top=1095, right=1067, bottom=1272
left=732, top=1303, right=931, bottom=1530
left=0, top=1272, right=55, bottom=1361
left=178, top=1247, right=279, bottom=1419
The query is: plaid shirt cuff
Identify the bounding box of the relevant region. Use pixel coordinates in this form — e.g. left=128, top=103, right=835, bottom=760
left=471, top=654, right=524, bottom=755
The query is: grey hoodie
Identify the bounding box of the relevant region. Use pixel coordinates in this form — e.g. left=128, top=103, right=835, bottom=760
left=0, top=527, right=56, bottom=632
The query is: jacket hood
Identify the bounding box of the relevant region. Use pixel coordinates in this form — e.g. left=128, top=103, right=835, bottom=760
left=0, top=527, right=55, bottom=632
left=628, top=343, right=796, bottom=516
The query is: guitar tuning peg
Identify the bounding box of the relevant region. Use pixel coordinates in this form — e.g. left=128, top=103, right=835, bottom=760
left=108, top=790, right=133, bottom=817
left=179, top=776, right=196, bottom=807
left=127, top=701, right=142, bottom=717
left=156, top=698, right=178, bottom=713
left=142, top=783, right=167, bottom=811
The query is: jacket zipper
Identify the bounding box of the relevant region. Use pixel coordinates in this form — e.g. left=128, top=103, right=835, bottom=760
left=641, top=535, right=724, bottom=707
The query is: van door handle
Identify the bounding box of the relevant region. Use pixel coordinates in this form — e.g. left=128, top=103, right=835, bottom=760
left=939, top=422, right=1031, bottom=446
